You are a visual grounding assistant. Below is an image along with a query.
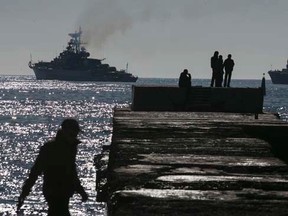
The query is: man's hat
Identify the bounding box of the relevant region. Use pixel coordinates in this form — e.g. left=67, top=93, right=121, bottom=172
left=61, top=118, right=81, bottom=132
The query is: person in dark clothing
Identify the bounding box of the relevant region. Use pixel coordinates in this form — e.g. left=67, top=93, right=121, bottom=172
left=17, top=118, right=88, bottom=216
left=178, top=69, right=191, bottom=110
left=215, top=55, right=224, bottom=87
left=178, top=69, right=191, bottom=88
left=210, top=51, right=219, bottom=87
left=223, top=54, right=235, bottom=87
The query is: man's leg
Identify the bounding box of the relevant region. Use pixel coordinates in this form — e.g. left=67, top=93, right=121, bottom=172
left=227, top=71, right=232, bottom=87
left=210, top=69, right=216, bottom=87
left=47, top=196, right=71, bottom=216
left=224, top=72, right=228, bottom=87
left=210, top=74, right=214, bottom=87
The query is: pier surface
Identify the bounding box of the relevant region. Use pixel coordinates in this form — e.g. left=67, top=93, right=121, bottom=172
left=98, top=109, right=288, bottom=215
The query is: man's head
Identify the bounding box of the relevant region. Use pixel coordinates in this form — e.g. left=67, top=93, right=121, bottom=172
left=61, top=118, right=81, bottom=138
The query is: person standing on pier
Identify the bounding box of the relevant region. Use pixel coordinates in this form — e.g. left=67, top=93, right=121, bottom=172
left=216, top=55, right=224, bottom=87
left=178, top=69, right=192, bottom=110
left=223, top=54, right=235, bottom=87
left=210, top=51, right=219, bottom=87
left=17, top=118, right=88, bottom=216
left=178, top=69, right=191, bottom=88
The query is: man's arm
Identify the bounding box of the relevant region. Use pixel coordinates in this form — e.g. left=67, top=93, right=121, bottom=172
left=72, top=164, right=88, bottom=201
left=210, top=57, right=213, bottom=68
left=17, top=147, right=44, bottom=211
left=74, top=174, right=88, bottom=201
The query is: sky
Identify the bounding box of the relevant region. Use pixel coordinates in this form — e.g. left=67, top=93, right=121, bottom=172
left=1, top=0, right=288, bottom=79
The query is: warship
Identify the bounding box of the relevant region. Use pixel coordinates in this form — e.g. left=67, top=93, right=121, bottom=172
left=268, top=60, right=288, bottom=84
left=29, top=28, right=138, bottom=82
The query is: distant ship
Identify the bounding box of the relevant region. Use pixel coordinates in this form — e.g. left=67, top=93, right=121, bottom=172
left=29, top=28, right=138, bottom=82
left=268, top=60, right=288, bottom=84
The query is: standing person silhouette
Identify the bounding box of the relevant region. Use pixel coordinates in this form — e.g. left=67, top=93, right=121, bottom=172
left=178, top=69, right=191, bottom=88
left=178, top=69, right=192, bottom=110
left=216, top=55, right=224, bottom=87
left=17, top=118, right=88, bottom=216
left=210, top=51, right=219, bottom=87
left=223, top=54, right=235, bottom=87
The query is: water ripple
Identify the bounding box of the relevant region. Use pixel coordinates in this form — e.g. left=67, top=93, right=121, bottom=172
left=1, top=76, right=287, bottom=215
left=0, top=76, right=131, bottom=215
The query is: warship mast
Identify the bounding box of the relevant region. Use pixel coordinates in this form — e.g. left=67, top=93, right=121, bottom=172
left=68, top=27, right=82, bottom=53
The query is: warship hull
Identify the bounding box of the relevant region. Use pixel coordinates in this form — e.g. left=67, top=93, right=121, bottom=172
left=268, top=70, right=288, bottom=85
left=33, top=68, right=138, bottom=82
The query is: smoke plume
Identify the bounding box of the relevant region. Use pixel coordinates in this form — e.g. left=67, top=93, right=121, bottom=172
left=77, top=0, right=173, bottom=49
left=77, top=0, right=263, bottom=49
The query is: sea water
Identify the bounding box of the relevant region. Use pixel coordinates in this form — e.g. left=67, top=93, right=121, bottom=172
left=0, top=76, right=287, bottom=215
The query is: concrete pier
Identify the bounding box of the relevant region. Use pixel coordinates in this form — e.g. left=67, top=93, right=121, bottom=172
left=96, top=110, right=288, bottom=215
left=95, top=86, right=288, bottom=215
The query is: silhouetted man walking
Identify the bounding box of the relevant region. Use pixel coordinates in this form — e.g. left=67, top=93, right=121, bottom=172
left=17, top=118, right=88, bottom=216
left=210, top=51, right=219, bottom=87
left=223, top=54, right=235, bottom=87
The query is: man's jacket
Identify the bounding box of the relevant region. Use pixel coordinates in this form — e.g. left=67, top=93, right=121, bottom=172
left=20, top=131, right=86, bottom=199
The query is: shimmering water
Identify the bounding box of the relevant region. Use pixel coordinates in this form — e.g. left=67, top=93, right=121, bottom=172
left=0, top=76, right=287, bottom=215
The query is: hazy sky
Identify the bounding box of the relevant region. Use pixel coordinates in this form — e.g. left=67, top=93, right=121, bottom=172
left=1, top=0, right=288, bottom=79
